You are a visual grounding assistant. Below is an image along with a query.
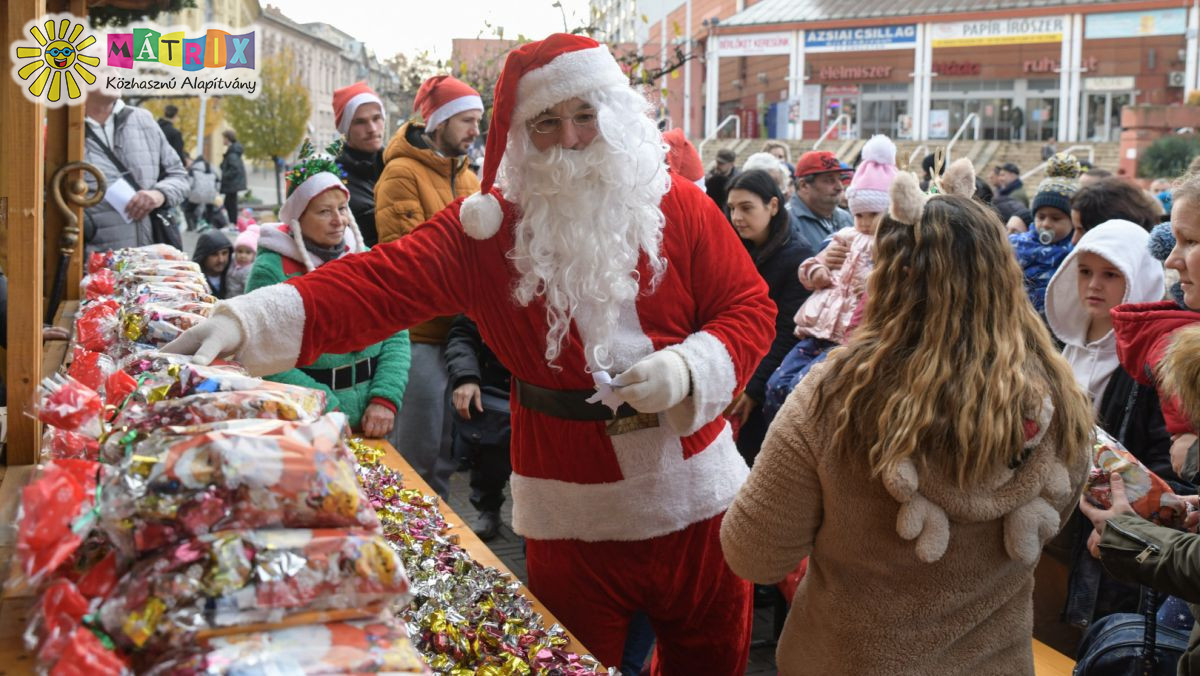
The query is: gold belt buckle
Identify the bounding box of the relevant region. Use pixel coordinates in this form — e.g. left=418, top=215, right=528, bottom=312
left=605, top=412, right=660, bottom=436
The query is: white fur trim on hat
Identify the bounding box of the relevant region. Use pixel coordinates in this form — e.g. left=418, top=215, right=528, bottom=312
left=513, top=46, right=628, bottom=125
left=289, top=219, right=315, bottom=273
left=460, top=191, right=503, bottom=240
left=278, top=173, right=349, bottom=225
left=426, top=94, right=484, bottom=133
left=336, top=91, right=384, bottom=136
left=846, top=188, right=891, bottom=216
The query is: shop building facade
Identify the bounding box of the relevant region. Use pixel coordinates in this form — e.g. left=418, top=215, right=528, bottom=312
left=643, top=0, right=1200, bottom=142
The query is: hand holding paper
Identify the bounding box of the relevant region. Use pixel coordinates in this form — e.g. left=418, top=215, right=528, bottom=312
left=586, top=371, right=624, bottom=415
left=102, top=178, right=136, bottom=224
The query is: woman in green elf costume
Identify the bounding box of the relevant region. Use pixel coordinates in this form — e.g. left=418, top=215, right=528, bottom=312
left=245, top=140, right=410, bottom=437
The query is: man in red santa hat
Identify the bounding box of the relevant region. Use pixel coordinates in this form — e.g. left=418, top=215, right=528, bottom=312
left=166, top=33, right=774, bottom=673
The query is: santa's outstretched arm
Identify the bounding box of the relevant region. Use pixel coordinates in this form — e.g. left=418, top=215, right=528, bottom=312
left=164, top=202, right=480, bottom=376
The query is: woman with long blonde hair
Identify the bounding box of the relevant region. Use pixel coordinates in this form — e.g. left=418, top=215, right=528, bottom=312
left=721, top=160, right=1093, bottom=675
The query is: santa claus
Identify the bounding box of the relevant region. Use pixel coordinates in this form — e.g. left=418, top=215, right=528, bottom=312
left=166, top=33, right=774, bottom=673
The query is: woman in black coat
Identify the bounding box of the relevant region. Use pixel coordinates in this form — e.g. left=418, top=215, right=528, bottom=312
left=724, top=169, right=814, bottom=464
left=219, top=129, right=247, bottom=225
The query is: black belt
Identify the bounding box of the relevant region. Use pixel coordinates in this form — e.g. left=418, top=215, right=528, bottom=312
left=300, top=356, right=377, bottom=390
left=515, top=378, right=639, bottom=421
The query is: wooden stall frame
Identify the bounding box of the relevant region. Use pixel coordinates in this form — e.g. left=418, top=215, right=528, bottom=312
left=2, top=0, right=48, bottom=467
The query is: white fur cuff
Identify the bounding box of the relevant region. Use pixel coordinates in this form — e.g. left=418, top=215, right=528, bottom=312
left=662, top=331, right=737, bottom=436
left=217, top=283, right=305, bottom=377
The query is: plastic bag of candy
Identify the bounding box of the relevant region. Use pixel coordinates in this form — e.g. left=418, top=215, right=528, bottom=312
left=119, top=244, right=189, bottom=264
left=118, top=350, right=247, bottom=379
left=120, top=260, right=202, bottom=277
left=117, top=278, right=210, bottom=302
left=68, top=346, right=117, bottom=394
left=169, top=364, right=327, bottom=410
left=35, top=374, right=105, bottom=438
left=81, top=268, right=117, bottom=300
left=98, top=528, right=411, bottom=652
left=102, top=364, right=324, bottom=435
left=91, top=244, right=189, bottom=275
left=49, top=625, right=131, bottom=676
left=41, top=426, right=101, bottom=462
left=24, top=578, right=90, bottom=662
left=75, top=299, right=121, bottom=353
left=98, top=413, right=378, bottom=554
left=1086, top=427, right=1193, bottom=530
left=14, top=459, right=102, bottom=589
left=21, top=546, right=125, bottom=676
left=120, top=283, right=216, bottom=308
left=121, top=304, right=207, bottom=347
left=112, top=388, right=327, bottom=437
left=143, top=620, right=431, bottom=675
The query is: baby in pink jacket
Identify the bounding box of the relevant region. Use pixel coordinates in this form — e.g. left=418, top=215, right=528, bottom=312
left=764, top=135, right=898, bottom=420
left=794, top=135, right=897, bottom=343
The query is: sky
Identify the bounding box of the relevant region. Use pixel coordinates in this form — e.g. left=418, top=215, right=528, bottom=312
left=271, top=0, right=595, bottom=61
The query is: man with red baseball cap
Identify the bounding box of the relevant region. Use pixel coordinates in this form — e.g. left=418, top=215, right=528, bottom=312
left=788, top=150, right=854, bottom=252
left=332, top=81, right=387, bottom=247
left=165, top=34, right=773, bottom=672
left=373, top=74, right=485, bottom=502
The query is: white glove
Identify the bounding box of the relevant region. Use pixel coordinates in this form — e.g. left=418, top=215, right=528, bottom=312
left=610, top=349, right=691, bottom=414
left=161, top=313, right=244, bottom=365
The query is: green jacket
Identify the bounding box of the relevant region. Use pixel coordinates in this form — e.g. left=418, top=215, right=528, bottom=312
left=245, top=226, right=410, bottom=430
left=1098, top=513, right=1200, bottom=675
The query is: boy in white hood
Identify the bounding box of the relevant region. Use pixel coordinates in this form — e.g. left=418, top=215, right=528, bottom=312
left=1046, top=219, right=1164, bottom=416
left=1045, top=218, right=1177, bottom=629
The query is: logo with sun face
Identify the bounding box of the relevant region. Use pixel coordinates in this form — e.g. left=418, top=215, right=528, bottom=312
left=10, top=14, right=99, bottom=106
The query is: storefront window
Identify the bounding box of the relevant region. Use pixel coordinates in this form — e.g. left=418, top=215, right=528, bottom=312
left=929, top=98, right=1018, bottom=140
left=1025, top=97, right=1059, bottom=141
left=821, top=86, right=859, bottom=140
left=860, top=83, right=910, bottom=137
left=929, top=79, right=1018, bottom=140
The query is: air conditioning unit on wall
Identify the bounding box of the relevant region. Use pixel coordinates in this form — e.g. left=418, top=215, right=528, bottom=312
left=1169, top=71, right=1186, bottom=88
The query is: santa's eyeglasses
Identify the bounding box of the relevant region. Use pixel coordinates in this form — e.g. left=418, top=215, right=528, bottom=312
left=528, top=111, right=599, bottom=135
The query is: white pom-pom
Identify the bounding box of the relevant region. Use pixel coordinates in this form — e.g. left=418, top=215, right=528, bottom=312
left=460, top=192, right=503, bottom=240
left=861, top=134, right=897, bottom=167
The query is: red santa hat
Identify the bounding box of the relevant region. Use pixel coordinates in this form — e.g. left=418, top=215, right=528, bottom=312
left=459, top=33, right=629, bottom=240
left=414, top=75, right=483, bottom=133
left=662, top=128, right=704, bottom=189
left=333, top=81, right=385, bottom=136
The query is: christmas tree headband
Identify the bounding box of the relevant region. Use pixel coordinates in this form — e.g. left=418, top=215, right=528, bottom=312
left=285, top=138, right=348, bottom=198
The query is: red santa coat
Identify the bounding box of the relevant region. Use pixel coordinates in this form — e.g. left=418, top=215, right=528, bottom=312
left=232, top=178, right=774, bottom=542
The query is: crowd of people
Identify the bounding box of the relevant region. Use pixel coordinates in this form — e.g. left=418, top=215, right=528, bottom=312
left=702, top=121, right=1200, bottom=674
left=73, top=29, right=1200, bottom=675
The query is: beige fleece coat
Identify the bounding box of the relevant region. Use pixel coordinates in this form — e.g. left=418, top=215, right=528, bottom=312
left=721, top=365, right=1088, bottom=675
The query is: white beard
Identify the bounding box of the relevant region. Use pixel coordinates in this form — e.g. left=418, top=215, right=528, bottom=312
left=502, top=90, right=670, bottom=370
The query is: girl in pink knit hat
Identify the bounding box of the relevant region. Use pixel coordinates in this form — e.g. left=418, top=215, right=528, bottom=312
left=225, top=224, right=259, bottom=297
left=764, top=134, right=898, bottom=420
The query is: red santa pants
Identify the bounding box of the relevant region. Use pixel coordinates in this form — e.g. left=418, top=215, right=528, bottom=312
left=525, top=512, right=753, bottom=675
